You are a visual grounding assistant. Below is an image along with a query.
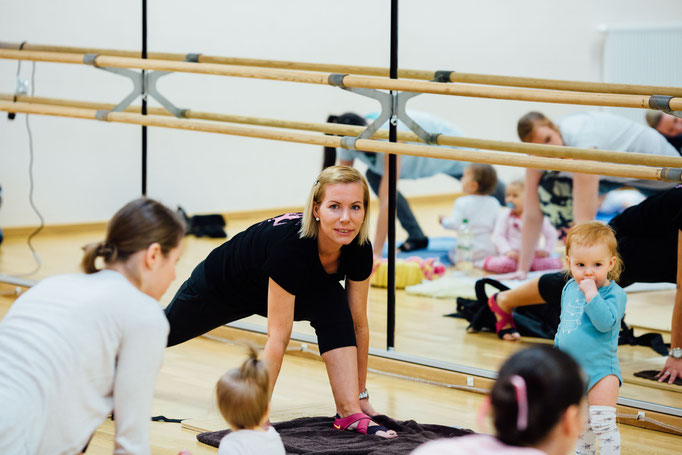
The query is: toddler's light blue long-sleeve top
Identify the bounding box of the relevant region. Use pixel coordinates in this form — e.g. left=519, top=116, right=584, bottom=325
left=555, top=278, right=626, bottom=391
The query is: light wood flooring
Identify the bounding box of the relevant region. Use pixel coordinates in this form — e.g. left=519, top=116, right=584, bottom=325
left=0, top=198, right=680, bottom=454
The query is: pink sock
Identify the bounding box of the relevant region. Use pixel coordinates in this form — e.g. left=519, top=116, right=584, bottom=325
left=483, top=256, right=518, bottom=274
left=530, top=257, right=563, bottom=271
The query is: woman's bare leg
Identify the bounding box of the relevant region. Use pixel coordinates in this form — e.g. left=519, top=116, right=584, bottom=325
left=321, top=346, right=397, bottom=438
left=494, top=277, right=546, bottom=341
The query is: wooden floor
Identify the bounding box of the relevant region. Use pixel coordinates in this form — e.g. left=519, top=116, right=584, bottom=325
left=0, top=198, right=680, bottom=454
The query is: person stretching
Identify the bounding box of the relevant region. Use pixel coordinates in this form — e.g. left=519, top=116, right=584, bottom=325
left=164, top=166, right=397, bottom=438
left=0, top=198, right=185, bottom=454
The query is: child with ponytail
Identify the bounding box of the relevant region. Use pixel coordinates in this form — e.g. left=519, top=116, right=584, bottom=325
left=411, top=345, right=585, bottom=455
left=215, top=344, right=285, bottom=455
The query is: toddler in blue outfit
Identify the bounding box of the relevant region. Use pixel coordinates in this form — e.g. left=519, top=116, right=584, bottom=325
left=555, top=221, right=626, bottom=455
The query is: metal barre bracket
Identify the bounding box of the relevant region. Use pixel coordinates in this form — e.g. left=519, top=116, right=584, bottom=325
left=661, top=167, right=682, bottom=183
left=83, top=53, right=188, bottom=119
left=328, top=73, right=348, bottom=88
left=433, top=70, right=453, bottom=83
left=328, top=74, right=440, bottom=148
left=184, top=53, right=201, bottom=63
left=649, top=94, right=682, bottom=120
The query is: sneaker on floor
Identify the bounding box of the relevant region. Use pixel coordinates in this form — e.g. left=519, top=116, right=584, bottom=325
left=398, top=237, right=429, bottom=252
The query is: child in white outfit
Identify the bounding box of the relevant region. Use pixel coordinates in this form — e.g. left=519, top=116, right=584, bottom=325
left=440, top=164, right=500, bottom=267
left=216, top=345, right=285, bottom=455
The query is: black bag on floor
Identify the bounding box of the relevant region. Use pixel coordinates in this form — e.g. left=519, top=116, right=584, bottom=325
left=451, top=277, right=560, bottom=340
left=177, top=207, right=227, bottom=238
left=452, top=277, right=669, bottom=354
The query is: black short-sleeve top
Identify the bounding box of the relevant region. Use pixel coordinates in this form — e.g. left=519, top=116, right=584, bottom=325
left=609, top=186, right=682, bottom=240
left=202, top=212, right=373, bottom=313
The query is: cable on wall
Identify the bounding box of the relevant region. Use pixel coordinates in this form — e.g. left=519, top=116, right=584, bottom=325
left=8, top=58, right=44, bottom=276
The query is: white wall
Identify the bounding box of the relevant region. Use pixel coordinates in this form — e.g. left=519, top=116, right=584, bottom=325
left=1, top=1, right=681, bottom=227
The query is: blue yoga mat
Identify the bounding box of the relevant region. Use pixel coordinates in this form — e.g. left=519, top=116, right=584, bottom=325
left=381, top=236, right=456, bottom=265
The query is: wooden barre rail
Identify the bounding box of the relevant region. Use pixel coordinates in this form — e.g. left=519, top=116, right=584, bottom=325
left=2, top=41, right=681, bottom=97
left=1, top=49, right=682, bottom=112
left=3, top=92, right=682, bottom=169
left=1, top=100, right=680, bottom=184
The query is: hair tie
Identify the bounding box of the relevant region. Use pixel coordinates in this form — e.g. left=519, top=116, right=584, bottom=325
left=97, top=241, right=116, bottom=261
left=476, top=396, right=491, bottom=431
left=509, top=375, right=528, bottom=431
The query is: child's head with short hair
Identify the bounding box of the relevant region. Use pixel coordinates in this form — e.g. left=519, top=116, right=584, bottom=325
left=216, top=344, right=270, bottom=430
left=505, top=179, right=525, bottom=214
left=565, top=221, right=622, bottom=286
left=491, top=345, right=585, bottom=448
left=462, top=163, right=497, bottom=196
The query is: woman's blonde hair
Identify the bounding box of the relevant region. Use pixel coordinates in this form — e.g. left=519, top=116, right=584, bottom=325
left=216, top=344, right=270, bottom=430
left=517, top=111, right=561, bottom=143
left=645, top=110, right=663, bottom=129
left=565, top=221, right=622, bottom=281
left=299, top=165, right=371, bottom=244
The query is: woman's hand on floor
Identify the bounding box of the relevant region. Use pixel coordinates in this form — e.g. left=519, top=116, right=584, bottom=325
left=656, top=357, right=682, bottom=384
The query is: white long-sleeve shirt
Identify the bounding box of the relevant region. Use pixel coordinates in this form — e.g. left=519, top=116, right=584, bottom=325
left=441, top=194, right=501, bottom=264
left=0, top=270, right=169, bottom=455
left=218, top=426, right=285, bottom=455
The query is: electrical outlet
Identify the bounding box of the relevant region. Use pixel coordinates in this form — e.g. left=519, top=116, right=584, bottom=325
left=466, top=376, right=474, bottom=387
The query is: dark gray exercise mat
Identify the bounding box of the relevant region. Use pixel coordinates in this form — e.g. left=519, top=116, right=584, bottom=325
left=197, top=415, right=473, bottom=454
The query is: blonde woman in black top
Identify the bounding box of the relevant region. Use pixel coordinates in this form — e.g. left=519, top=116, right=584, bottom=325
left=165, top=166, right=397, bottom=438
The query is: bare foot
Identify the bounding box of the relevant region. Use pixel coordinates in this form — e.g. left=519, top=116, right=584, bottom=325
left=494, top=292, right=521, bottom=342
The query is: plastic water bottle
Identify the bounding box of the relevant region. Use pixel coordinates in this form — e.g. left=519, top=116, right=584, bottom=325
left=456, top=218, right=474, bottom=274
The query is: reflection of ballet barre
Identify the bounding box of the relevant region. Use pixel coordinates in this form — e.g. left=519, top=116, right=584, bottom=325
left=3, top=93, right=682, bottom=169
left=2, top=41, right=682, bottom=98
left=1, top=48, right=682, bottom=113
left=1, top=100, right=680, bottom=184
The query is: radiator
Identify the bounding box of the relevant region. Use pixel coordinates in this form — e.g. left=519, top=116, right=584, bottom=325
left=600, top=24, right=682, bottom=123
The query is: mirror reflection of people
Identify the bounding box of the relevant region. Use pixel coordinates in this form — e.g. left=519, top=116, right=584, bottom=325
left=0, top=198, right=185, bottom=454
left=508, top=111, right=679, bottom=280
left=439, top=164, right=500, bottom=267
left=411, top=345, right=585, bottom=455
left=483, top=179, right=562, bottom=275
left=490, top=186, right=682, bottom=385
left=645, top=110, right=682, bottom=153
left=164, top=166, right=397, bottom=438
left=326, top=111, right=505, bottom=257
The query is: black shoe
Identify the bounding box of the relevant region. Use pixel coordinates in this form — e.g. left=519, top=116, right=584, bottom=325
left=398, top=237, right=429, bottom=252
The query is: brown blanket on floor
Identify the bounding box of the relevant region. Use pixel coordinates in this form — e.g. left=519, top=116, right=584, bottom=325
left=634, top=369, right=682, bottom=385
left=197, top=415, right=473, bottom=454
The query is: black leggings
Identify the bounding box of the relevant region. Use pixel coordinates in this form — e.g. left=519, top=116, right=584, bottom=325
left=164, top=261, right=357, bottom=354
